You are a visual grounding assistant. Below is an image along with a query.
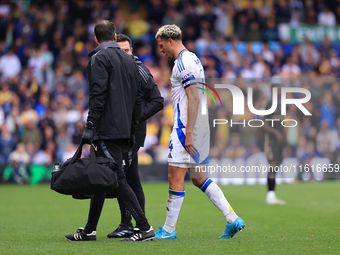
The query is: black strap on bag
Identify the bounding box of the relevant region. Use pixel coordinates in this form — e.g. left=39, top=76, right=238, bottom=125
left=51, top=142, right=119, bottom=196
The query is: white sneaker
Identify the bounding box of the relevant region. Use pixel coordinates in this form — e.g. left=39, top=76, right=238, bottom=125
left=266, top=196, right=286, bottom=205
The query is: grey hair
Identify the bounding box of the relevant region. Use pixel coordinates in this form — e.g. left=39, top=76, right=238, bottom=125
left=155, top=24, right=182, bottom=41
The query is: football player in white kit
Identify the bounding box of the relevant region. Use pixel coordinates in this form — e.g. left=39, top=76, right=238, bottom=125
left=154, top=25, right=245, bottom=239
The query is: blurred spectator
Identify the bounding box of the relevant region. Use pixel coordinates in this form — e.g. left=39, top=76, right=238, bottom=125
left=52, top=65, right=67, bottom=90
left=34, top=93, right=49, bottom=119
left=320, top=91, right=336, bottom=130
left=8, top=143, right=29, bottom=165
left=301, top=116, right=313, bottom=138
left=222, top=64, right=237, bottom=79
left=55, top=125, right=71, bottom=161
left=20, top=100, right=38, bottom=125
left=301, top=54, right=316, bottom=73
left=234, top=14, right=248, bottom=41
left=262, top=43, right=274, bottom=64
left=66, top=69, right=88, bottom=98
left=162, top=7, right=183, bottom=27
left=246, top=21, right=262, bottom=42
left=225, top=135, right=246, bottom=160
left=0, top=82, right=12, bottom=108
left=262, top=18, right=279, bottom=42
left=300, top=37, right=320, bottom=64
left=71, top=118, right=85, bottom=145
left=28, top=48, right=44, bottom=77
left=319, top=37, right=333, bottom=59
left=204, top=58, right=220, bottom=78
left=296, top=136, right=307, bottom=160
left=148, top=0, right=164, bottom=28
left=275, top=0, right=291, bottom=23
left=296, top=140, right=320, bottom=182
left=32, top=140, right=55, bottom=165
left=39, top=42, right=54, bottom=68
left=127, top=12, right=149, bottom=40
left=240, top=60, right=257, bottom=79
left=281, top=57, right=301, bottom=78
left=0, top=123, right=16, bottom=164
left=112, top=10, right=127, bottom=34
left=306, top=7, right=317, bottom=25
left=257, top=0, right=272, bottom=20
left=0, top=104, right=4, bottom=127
left=318, top=7, right=336, bottom=26
left=37, top=63, right=54, bottom=92
left=21, top=118, right=43, bottom=151
left=0, top=47, right=22, bottom=81
left=253, top=54, right=266, bottom=78
left=5, top=143, right=30, bottom=184
left=213, top=2, right=232, bottom=38
left=316, top=121, right=338, bottom=154
left=51, top=98, right=69, bottom=129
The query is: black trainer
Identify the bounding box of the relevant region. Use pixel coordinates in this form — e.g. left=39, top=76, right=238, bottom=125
left=107, top=224, right=134, bottom=238
left=65, top=227, right=96, bottom=241
left=120, top=226, right=155, bottom=242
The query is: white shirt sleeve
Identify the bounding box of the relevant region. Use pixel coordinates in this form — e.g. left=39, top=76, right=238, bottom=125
left=178, top=56, right=200, bottom=89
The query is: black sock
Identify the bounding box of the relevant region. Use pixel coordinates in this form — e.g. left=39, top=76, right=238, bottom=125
left=136, top=221, right=150, bottom=231
left=84, top=193, right=106, bottom=234
left=267, top=177, right=275, bottom=191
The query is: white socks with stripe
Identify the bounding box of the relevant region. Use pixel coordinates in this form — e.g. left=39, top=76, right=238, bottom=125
left=200, top=178, right=238, bottom=223
left=163, top=188, right=185, bottom=233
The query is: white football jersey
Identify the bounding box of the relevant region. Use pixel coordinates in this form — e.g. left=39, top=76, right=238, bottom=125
left=170, top=49, right=209, bottom=129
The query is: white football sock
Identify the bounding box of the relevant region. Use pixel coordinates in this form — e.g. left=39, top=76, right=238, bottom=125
left=163, top=188, right=185, bottom=233
left=266, top=191, right=276, bottom=200
left=200, top=178, right=238, bottom=223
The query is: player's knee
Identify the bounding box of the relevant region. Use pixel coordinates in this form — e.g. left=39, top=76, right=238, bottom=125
left=168, top=173, right=179, bottom=184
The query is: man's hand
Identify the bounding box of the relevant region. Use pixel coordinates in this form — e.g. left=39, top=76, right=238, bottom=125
left=82, top=128, right=94, bottom=144
left=185, top=131, right=198, bottom=157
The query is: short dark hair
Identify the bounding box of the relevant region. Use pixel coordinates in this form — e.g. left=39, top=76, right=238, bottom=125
left=94, top=20, right=116, bottom=43
left=116, top=34, right=132, bottom=48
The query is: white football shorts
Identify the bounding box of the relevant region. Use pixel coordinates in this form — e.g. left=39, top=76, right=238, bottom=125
left=168, top=127, right=210, bottom=168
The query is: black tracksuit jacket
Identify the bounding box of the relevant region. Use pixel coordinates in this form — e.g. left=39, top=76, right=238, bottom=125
left=86, top=41, right=142, bottom=140
left=133, top=55, right=164, bottom=147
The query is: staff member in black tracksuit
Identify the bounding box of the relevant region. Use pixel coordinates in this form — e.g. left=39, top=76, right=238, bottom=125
left=107, top=34, right=164, bottom=238
left=65, top=21, right=155, bottom=242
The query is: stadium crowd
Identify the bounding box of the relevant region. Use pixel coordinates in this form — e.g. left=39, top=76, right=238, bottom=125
left=1, top=0, right=340, bottom=183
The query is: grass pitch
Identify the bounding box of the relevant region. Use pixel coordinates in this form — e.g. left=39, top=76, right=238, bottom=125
left=0, top=181, right=339, bottom=255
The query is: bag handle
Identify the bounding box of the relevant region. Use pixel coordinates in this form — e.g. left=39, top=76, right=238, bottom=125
left=70, top=142, right=84, bottom=164
left=90, top=143, right=97, bottom=163
left=69, top=143, right=97, bottom=164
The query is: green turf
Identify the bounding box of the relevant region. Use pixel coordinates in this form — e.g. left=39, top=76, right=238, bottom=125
left=0, top=181, right=339, bottom=255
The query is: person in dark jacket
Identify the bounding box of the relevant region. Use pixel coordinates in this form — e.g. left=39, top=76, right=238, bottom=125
left=65, top=20, right=155, bottom=242
left=107, top=34, right=164, bottom=238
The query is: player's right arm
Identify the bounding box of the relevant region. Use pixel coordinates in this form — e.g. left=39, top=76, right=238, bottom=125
left=179, top=56, right=200, bottom=156
left=185, top=83, right=199, bottom=156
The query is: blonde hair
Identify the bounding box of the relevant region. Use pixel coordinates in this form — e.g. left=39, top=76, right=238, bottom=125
left=155, top=24, right=182, bottom=41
